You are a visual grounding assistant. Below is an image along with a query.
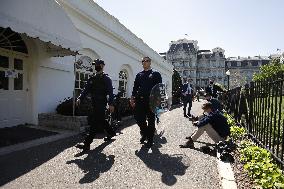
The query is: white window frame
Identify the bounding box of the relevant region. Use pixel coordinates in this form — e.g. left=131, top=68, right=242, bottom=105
left=118, top=70, right=128, bottom=98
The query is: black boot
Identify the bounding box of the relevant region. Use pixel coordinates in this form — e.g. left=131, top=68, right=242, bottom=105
left=140, top=135, right=147, bottom=144
left=144, top=140, right=153, bottom=148
left=180, top=137, right=194, bottom=148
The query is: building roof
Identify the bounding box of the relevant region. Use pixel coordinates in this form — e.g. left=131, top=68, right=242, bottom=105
left=168, top=43, right=196, bottom=53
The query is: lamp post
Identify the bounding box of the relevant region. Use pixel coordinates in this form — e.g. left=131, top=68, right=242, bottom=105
left=225, top=70, right=230, bottom=90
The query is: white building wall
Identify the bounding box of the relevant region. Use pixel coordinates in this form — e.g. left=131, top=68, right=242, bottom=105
left=59, top=0, right=173, bottom=97
left=37, top=55, right=75, bottom=114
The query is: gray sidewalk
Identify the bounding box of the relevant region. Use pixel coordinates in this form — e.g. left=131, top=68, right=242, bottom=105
left=0, top=100, right=221, bottom=189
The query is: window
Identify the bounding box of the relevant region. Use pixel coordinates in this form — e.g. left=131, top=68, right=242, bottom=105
left=75, top=71, right=91, bottom=97
left=0, top=55, right=9, bottom=89
left=118, top=70, right=128, bottom=98
left=14, top=59, right=23, bottom=70
left=231, top=61, right=237, bottom=67
left=0, top=55, right=9, bottom=68
left=75, top=56, right=93, bottom=97
left=241, top=61, right=248, bottom=67
left=14, top=73, right=23, bottom=90
left=0, top=71, right=8, bottom=90
left=251, top=61, right=259, bottom=67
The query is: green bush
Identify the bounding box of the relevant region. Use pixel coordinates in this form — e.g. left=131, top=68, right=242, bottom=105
left=226, top=113, right=284, bottom=188
left=56, top=97, right=133, bottom=117
left=253, top=58, right=284, bottom=82
left=230, top=126, right=246, bottom=141
left=224, top=112, right=237, bottom=127
left=56, top=97, right=92, bottom=116
left=239, top=140, right=284, bottom=188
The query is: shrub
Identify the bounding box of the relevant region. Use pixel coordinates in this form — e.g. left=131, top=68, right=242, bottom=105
left=230, top=126, right=246, bottom=141
left=56, top=97, right=93, bottom=116
left=239, top=140, right=284, bottom=188
left=253, top=58, right=284, bottom=82
left=56, top=97, right=133, bottom=117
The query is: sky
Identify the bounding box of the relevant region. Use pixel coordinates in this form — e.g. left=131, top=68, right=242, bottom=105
left=95, top=0, right=284, bottom=57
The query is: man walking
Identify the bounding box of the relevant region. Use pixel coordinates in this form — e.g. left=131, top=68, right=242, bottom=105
left=76, top=59, right=115, bottom=152
left=205, top=80, right=225, bottom=99
left=130, top=56, right=162, bottom=148
left=182, top=79, right=193, bottom=117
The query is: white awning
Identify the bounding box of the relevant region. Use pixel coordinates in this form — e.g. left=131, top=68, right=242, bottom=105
left=0, top=0, right=82, bottom=56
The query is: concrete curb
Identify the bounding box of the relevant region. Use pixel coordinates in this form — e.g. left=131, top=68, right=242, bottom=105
left=0, top=130, right=78, bottom=156
left=217, top=152, right=238, bottom=189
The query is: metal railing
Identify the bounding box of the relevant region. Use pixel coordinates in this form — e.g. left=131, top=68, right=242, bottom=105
left=225, top=72, right=284, bottom=169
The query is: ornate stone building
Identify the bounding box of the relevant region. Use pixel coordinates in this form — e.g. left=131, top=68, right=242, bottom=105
left=165, top=39, right=226, bottom=89
left=225, top=56, right=270, bottom=88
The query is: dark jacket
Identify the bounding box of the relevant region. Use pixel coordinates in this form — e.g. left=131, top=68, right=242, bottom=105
left=197, top=110, right=230, bottom=138
left=78, top=72, right=114, bottom=105
left=182, top=83, right=193, bottom=95
left=205, top=84, right=224, bottom=98
left=208, top=98, right=223, bottom=112
left=132, top=69, right=162, bottom=99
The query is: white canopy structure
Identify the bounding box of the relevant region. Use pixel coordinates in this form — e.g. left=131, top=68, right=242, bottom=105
left=0, top=0, right=82, bottom=55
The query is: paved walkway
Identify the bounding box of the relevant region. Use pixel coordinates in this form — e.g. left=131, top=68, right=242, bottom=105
left=0, top=100, right=221, bottom=189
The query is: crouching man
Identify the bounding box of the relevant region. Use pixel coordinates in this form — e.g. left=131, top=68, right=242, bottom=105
left=180, top=102, right=230, bottom=148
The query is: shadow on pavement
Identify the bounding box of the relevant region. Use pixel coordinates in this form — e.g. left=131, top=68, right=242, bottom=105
left=0, top=135, right=81, bottom=187
left=169, top=104, right=183, bottom=111
left=135, top=133, right=189, bottom=186
left=80, top=118, right=136, bottom=139
left=116, top=118, right=136, bottom=134
left=67, top=140, right=115, bottom=184
left=0, top=125, right=58, bottom=148
left=180, top=141, right=217, bottom=157
left=191, top=146, right=217, bottom=157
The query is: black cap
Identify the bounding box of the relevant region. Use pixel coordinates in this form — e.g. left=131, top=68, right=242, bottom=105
left=92, top=59, right=105, bottom=65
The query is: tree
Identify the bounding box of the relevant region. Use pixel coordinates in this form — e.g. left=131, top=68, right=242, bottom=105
left=172, top=69, right=182, bottom=105
left=229, top=70, right=247, bottom=89
left=253, top=58, right=284, bottom=81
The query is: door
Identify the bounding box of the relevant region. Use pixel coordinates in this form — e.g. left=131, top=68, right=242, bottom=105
left=0, top=50, right=28, bottom=128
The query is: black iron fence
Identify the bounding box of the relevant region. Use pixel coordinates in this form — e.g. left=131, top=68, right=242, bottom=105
left=225, top=72, right=284, bottom=169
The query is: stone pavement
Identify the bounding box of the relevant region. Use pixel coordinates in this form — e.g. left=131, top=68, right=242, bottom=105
left=0, top=100, right=221, bottom=189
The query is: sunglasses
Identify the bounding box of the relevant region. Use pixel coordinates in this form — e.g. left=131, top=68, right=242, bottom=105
left=141, top=59, right=150, bottom=63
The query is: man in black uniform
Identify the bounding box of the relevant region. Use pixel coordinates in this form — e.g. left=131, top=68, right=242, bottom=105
left=76, top=59, right=115, bottom=152
left=130, top=56, right=162, bottom=148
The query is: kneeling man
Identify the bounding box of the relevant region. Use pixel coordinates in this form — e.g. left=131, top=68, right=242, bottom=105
left=180, top=102, right=230, bottom=148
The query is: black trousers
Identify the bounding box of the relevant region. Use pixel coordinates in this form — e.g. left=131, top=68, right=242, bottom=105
left=183, top=95, right=192, bottom=115
left=84, top=103, right=115, bottom=146
left=134, top=99, right=156, bottom=143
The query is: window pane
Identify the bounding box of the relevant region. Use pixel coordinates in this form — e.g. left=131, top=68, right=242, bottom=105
left=14, top=73, right=23, bottom=90
left=231, top=61, right=237, bottom=67
left=14, top=58, right=23, bottom=70
left=76, top=72, right=79, bottom=80
left=80, top=73, right=84, bottom=81
left=0, top=55, right=9, bottom=68
left=0, top=71, right=8, bottom=90
left=80, top=81, right=85, bottom=88
left=251, top=61, right=258, bottom=66
left=75, top=81, right=79, bottom=88
left=241, top=62, right=248, bottom=67
left=75, top=89, right=81, bottom=98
